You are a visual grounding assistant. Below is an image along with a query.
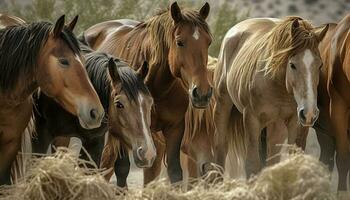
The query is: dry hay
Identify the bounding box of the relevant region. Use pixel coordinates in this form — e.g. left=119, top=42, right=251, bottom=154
left=0, top=147, right=346, bottom=200
left=0, top=148, right=119, bottom=200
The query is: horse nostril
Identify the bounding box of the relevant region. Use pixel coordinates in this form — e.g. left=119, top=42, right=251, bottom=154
left=136, top=147, right=144, bottom=160
left=207, top=87, right=213, bottom=98
left=90, top=109, right=98, bottom=120
left=192, top=87, right=199, bottom=99
left=299, top=109, right=306, bottom=121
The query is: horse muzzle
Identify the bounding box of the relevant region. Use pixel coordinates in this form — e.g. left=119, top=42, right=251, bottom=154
left=297, top=107, right=319, bottom=127
left=190, top=86, right=213, bottom=109
left=133, top=146, right=156, bottom=168
left=77, top=103, right=104, bottom=129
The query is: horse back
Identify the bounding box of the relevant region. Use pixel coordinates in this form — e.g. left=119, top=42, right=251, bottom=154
left=83, top=19, right=139, bottom=50
left=214, top=18, right=277, bottom=92
left=0, top=13, right=25, bottom=28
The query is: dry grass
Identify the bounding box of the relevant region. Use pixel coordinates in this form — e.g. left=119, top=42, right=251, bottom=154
left=0, top=147, right=347, bottom=200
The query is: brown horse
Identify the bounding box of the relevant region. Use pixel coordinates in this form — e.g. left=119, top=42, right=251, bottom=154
left=314, top=14, right=350, bottom=191
left=0, top=15, right=104, bottom=185
left=31, top=42, right=156, bottom=169
left=80, top=2, right=212, bottom=183
left=213, top=17, right=328, bottom=177
left=181, top=56, right=217, bottom=178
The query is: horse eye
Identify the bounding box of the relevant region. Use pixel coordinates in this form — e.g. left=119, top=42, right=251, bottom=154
left=290, top=63, right=296, bottom=70
left=116, top=101, right=124, bottom=109
left=176, top=41, right=185, bottom=47
left=58, top=58, right=69, bottom=66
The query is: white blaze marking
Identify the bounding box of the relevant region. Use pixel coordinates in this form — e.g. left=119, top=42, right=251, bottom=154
left=303, top=49, right=315, bottom=111
left=193, top=27, right=200, bottom=40
left=138, top=94, right=156, bottom=161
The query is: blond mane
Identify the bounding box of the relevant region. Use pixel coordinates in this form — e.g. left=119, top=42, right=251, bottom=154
left=232, top=17, right=320, bottom=93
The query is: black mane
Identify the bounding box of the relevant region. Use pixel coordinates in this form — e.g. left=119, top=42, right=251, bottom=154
left=84, top=49, right=149, bottom=110
left=0, top=21, right=80, bottom=92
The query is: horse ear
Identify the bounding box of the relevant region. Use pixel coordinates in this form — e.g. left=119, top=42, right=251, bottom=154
left=137, top=61, right=149, bottom=81
left=107, top=58, right=120, bottom=83
left=291, top=19, right=299, bottom=36
left=66, top=15, right=79, bottom=32
left=314, top=24, right=329, bottom=42
left=53, top=15, right=65, bottom=38
left=170, top=2, right=182, bottom=24
left=199, top=2, right=210, bottom=20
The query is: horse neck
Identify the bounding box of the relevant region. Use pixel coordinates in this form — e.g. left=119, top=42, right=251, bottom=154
left=0, top=73, right=37, bottom=106
left=139, top=30, right=177, bottom=99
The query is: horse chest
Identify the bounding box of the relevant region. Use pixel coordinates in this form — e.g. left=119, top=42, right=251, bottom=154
left=151, top=83, right=188, bottom=128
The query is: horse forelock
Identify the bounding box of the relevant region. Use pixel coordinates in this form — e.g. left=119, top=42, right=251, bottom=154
left=263, top=17, right=319, bottom=77
left=141, top=8, right=211, bottom=70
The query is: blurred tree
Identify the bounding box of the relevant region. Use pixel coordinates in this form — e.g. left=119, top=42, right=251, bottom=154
left=209, top=0, right=247, bottom=56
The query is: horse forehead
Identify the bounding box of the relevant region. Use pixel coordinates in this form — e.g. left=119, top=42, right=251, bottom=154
left=193, top=26, right=200, bottom=40
left=302, top=49, right=315, bottom=68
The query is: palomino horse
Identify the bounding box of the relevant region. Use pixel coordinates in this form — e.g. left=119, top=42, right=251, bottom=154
left=32, top=42, right=156, bottom=171
left=80, top=2, right=212, bottom=183
left=0, top=15, right=104, bottom=185
left=213, top=17, right=328, bottom=177
left=314, top=14, right=350, bottom=190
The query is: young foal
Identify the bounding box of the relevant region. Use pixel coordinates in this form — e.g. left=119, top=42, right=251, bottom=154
left=0, top=15, right=104, bottom=185
left=213, top=17, right=328, bottom=177
left=81, top=2, right=212, bottom=183
left=32, top=44, right=156, bottom=170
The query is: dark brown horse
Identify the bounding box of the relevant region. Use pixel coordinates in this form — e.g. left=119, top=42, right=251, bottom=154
left=313, top=14, right=350, bottom=191
left=80, top=2, right=212, bottom=183
left=32, top=42, right=156, bottom=173
left=0, top=15, right=104, bottom=185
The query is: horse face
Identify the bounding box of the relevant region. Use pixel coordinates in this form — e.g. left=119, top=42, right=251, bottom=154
left=168, top=2, right=213, bottom=109
left=36, top=16, right=104, bottom=129
left=108, top=62, right=156, bottom=168
left=286, top=48, right=322, bottom=126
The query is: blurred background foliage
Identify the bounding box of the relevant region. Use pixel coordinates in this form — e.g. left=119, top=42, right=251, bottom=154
left=3, top=0, right=247, bottom=56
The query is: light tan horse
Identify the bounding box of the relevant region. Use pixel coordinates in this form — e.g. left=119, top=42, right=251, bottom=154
left=0, top=14, right=104, bottom=185
left=213, top=17, right=328, bottom=177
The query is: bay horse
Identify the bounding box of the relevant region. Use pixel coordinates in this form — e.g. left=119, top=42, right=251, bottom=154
left=32, top=42, right=156, bottom=172
left=100, top=57, right=217, bottom=188
left=313, top=14, right=350, bottom=190
left=213, top=17, right=328, bottom=177
left=0, top=15, right=104, bottom=185
left=80, top=2, right=212, bottom=183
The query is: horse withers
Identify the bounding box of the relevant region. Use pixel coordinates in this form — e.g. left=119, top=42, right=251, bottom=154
left=0, top=15, right=104, bottom=185
left=213, top=17, right=328, bottom=177
left=81, top=2, right=213, bottom=184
